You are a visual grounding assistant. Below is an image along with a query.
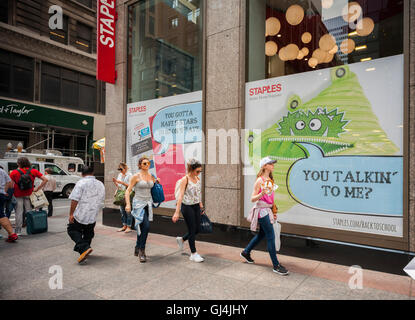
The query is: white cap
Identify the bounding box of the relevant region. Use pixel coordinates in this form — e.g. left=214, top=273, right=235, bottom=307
left=260, top=156, right=277, bottom=168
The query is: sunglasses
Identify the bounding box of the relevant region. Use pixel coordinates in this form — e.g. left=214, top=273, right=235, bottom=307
left=141, top=162, right=150, bottom=166
left=117, top=168, right=123, bottom=171
left=196, top=170, right=202, bottom=173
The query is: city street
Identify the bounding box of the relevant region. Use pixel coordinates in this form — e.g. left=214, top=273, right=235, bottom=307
left=0, top=199, right=414, bottom=300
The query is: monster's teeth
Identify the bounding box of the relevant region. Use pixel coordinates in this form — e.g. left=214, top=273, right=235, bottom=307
left=323, top=127, right=328, bottom=137
left=290, top=128, right=294, bottom=136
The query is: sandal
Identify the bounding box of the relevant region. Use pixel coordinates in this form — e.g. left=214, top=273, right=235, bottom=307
left=124, top=228, right=132, bottom=233
left=117, top=227, right=127, bottom=232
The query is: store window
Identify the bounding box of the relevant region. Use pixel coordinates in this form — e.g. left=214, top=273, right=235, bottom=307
left=76, top=0, right=92, bottom=8
left=41, top=62, right=98, bottom=113
left=0, top=49, right=34, bottom=101
left=244, top=0, right=406, bottom=248
left=50, top=15, right=69, bottom=45
left=247, top=0, right=404, bottom=81
left=0, top=1, right=8, bottom=23
left=76, top=22, right=92, bottom=53
left=127, top=0, right=203, bottom=103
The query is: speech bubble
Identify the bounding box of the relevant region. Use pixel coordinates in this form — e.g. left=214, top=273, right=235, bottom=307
left=152, top=102, right=202, bottom=155
left=287, top=143, right=403, bottom=217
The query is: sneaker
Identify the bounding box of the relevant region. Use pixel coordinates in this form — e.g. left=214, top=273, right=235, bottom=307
left=6, top=233, right=18, bottom=243
left=189, top=253, right=204, bottom=263
left=273, top=264, right=289, bottom=276
left=176, top=237, right=184, bottom=251
left=78, top=248, right=93, bottom=263
left=240, top=251, right=254, bottom=264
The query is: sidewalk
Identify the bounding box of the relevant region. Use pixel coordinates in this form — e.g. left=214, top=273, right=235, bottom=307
left=0, top=210, right=414, bottom=300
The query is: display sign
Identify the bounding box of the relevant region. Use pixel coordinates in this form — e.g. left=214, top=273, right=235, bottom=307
left=127, top=91, right=203, bottom=209
left=0, top=98, right=94, bottom=132
left=97, top=0, right=116, bottom=84
left=244, top=55, right=404, bottom=238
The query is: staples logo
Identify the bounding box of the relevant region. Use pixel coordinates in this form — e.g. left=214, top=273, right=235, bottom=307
left=129, top=105, right=147, bottom=114
left=249, top=84, right=282, bottom=96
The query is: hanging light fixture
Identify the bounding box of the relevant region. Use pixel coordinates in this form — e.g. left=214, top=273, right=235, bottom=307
left=319, top=34, right=336, bottom=51
left=312, top=48, right=328, bottom=64
left=265, top=41, right=278, bottom=56
left=285, top=43, right=300, bottom=60
left=301, top=32, right=312, bottom=44
left=342, top=2, right=362, bottom=23
left=301, top=47, right=309, bottom=56
left=356, top=17, right=375, bottom=36
left=278, top=46, right=287, bottom=61
left=308, top=57, right=318, bottom=68
left=340, top=38, right=356, bottom=54
left=323, top=53, right=334, bottom=63
left=329, top=45, right=338, bottom=55
left=286, top=5, right=304, bottom=26
left=321, top=0, right=333, bottom=9
left=265, top=17, right=281, bottom=36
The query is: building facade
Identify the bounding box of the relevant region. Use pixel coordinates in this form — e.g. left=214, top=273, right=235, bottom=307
left=0, top=0, right=106, bottom=178
left=105, top=0, right=415, bottom=253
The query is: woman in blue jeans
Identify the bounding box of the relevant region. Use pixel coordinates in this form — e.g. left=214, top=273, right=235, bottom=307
left=125, top=157, right=159, bottom=263
left=113, top=163, right=133, bottom=233
left=240, top=157, right=289, bottom=276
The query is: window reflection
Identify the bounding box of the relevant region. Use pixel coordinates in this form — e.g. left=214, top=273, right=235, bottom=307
left=128, top=0, right=203, bottom=103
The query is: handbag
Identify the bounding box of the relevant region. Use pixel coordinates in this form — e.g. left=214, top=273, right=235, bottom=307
left=199, top=213, right=213, bottom=234
left=151, top=174, right=165, bottom=208
left=29, top=190, right=49, bottom=208
left=113, top=189, right=135, bottom=206
left=273, top=221, right=282, bottom=252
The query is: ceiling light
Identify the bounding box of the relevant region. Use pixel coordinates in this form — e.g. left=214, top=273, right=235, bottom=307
left=355, top=45, right=367, bottom=51
left=361, top=57, right=372, bottom=62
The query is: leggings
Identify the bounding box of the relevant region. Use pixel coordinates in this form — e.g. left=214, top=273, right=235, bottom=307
left=181, top=204, right=201, bottom=254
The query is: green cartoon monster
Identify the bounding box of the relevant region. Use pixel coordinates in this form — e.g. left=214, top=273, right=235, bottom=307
left=247, top=65, right=399, bottom=213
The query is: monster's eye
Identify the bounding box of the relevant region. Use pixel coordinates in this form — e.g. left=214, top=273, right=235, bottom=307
left=309, top=119, right=322, bottom=131
left=295, top=121, right=306, bottom=130
left=290, top=100, right=299, bottom=110
left=248, top=135, right=254, bottom=143
left=336, top=68, right=346, bottom=78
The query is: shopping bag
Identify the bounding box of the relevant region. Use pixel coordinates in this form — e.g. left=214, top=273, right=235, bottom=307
left=199, top=213, right=213, bottom=234
left=151, top=174, right=165, bottom=208
left=113, top=189, right=135, bottom=206
left=29, top=190, right=49, bottom=208
left=273, top=222, right=281, bottom=252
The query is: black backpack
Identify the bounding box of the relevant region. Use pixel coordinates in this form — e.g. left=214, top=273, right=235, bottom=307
left=17, top=168, right=34, bottom=191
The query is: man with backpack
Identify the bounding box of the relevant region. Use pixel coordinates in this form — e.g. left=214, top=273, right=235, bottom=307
left=9, top=157, right=48, bottom=235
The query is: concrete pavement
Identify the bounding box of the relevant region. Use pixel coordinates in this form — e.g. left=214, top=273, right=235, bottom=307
left=0, top=199, right=414, bottom=300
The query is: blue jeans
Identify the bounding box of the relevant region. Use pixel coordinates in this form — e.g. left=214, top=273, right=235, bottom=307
left=244, top=214, right=280, bottom=268
left=120, top=205, right=132, bottom=227
left=135, top=206, right=150, bottom=249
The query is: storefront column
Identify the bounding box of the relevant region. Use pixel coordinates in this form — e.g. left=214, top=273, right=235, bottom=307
left=204, top=0, right=246, bottom=226
left=104, top=0, right=129, bottom=209
left=409, top=0, right=415, bottom=252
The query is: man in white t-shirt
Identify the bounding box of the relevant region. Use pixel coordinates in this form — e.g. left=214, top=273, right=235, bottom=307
left=67, top=166, right=105, bottom=263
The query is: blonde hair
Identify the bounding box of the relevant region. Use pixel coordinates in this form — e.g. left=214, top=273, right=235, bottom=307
left=119, top=162, right=128, bottom=170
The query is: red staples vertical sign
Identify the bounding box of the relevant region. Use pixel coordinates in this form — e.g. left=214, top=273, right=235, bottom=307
left=97, top=0, right=116, bottom=84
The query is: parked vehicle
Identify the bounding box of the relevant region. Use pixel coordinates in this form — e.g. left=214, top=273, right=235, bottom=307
left=0, top=157, right=81, bottom=198
left=3, top=151, right=85, bottom=177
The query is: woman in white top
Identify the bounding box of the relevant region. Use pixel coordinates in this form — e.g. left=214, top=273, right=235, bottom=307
left=173, top=159, right=205, bottom=263
left=113, top=162, right=133, bottom=233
